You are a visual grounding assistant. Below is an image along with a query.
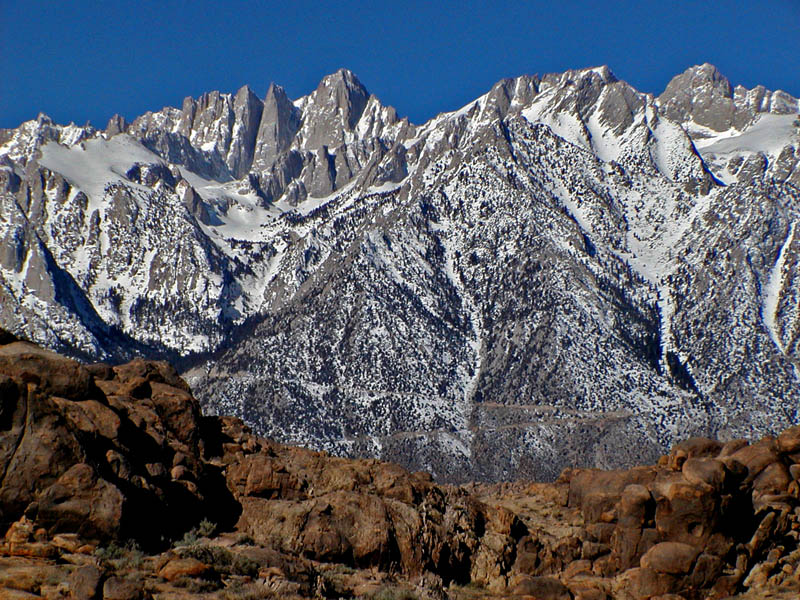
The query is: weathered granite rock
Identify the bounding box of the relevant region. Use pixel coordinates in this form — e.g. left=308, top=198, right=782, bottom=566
left=157, top=557, right=211, bottom=582
left=2, top=330, right=800, bottom=599
left=0, top=331, right=235, bottom=547
left=640, top=541, right=700, bottom=574
left=102, top=576, right=143, bottom=600
left=68, top=564, right=102, bottom=600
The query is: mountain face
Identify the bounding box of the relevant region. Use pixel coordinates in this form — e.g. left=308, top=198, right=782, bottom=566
left=1, top=64, right=799, bottom=482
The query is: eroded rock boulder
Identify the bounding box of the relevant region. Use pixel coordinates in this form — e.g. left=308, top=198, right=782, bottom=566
left=0, top=330, right=235, bottom=547
left=0, top=330, right=525, bottom=589
left=3, top=328, right=800, bottom=599
left=216, top=417, right=517, bottom=582
left=563, top=419, right=800, bottom=600
left=640, top=542, right=700, bottom=575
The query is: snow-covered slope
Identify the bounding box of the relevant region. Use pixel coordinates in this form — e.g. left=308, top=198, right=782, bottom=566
left=692, top=114, right=800, bottom=184
left=1, top=64, right=799, bottom=482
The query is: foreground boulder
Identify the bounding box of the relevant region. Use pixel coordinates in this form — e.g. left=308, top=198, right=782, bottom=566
left=0, top=339, right=237, bottom=546
left=1, top=328, right=800, bottom=599
left=562, top=430, right=800, bottom=599
left=0, top=330, right=527, bottom=592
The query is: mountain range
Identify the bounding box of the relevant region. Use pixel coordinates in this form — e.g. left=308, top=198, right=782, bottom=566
left=1, top=63, right=799, bottom=482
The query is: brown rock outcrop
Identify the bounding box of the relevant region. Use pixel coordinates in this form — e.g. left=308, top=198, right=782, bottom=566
left=215, top=415, right=522, bottom=583
left=34, top=463, right=125, bottom=541
left=640, top=542, right=700, bottom=574
left=0, top=330, right=525, bottom=590
left=2, top=328, right=800, bottom=599
left=563, top=421, right=800, bottom=599
left=157, top=556, right=212, bottom=581
left=0, top=331, right=236, bottom=547
left=101, top=576, right=143, bottom=600
left=68, top=564, right=102, bottom=599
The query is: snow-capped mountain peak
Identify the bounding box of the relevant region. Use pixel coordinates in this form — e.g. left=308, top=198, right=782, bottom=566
left=1, top=64, right=799, bottom=482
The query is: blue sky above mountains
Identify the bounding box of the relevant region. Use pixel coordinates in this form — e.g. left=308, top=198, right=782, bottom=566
left=2, top=0, right=799, bottom=128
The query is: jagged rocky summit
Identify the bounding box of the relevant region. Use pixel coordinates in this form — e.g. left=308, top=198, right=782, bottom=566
left=1, top=64, right=799, bottom=483
left=3, top=333, right=800, bottom=599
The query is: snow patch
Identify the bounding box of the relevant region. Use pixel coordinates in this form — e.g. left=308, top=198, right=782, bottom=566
left=179, top=168, right=282, bottom=242
left=522, top=105, right=590, bottom=152
left=764, top=221, right=796, bottom=353
left=367, top=180, right=404, bottom=194
left=39, top=135, right=163, bottom=205
left=586, top=106, right=622, bottom=163
left=696, top=114, right=798, bottom=158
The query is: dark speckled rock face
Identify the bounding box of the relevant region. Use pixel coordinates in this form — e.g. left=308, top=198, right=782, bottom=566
left=658, top=63, right=742, bottom=132
left=659, top=63, right=800, bottom=132
left=0, top=64, right=799, bottom=483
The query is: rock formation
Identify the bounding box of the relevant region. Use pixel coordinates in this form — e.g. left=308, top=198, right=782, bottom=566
left=2, top=330, right=800, bottom=598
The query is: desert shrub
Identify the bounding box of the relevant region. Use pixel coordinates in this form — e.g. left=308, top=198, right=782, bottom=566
left=172, top=576, right=220, bottom=592
left=323, top=562, right=357, bottom=575
left=370, top=587, right=417, bottom=600
left=173, top=519, right=218, bottom=547
left=94, top=541, right=126, bottom=561
left=174, top=529, right=199, bottom=547
left=196, top=518, right=217, bottom=537
left=94, top=539, right=144, bottom=569
left=222, top=586, right=278, bottom=600
left=179, top=544, right=259, bottom=577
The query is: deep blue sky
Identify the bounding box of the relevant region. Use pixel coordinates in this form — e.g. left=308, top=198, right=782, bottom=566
left=2, top=1, right=799, bottom=129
